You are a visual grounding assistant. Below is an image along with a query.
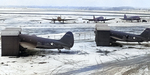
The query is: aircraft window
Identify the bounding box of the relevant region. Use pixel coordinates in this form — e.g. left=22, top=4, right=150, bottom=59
left=133, top=37, right=135, bottom=39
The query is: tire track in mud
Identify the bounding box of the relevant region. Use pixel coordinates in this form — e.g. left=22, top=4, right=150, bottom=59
left=49, top=55, right=88, bottom=75
left=53, top=54, right=150, bottom=75
left=121, top=62, right=150, bottom=75
left=91, top=54, right=150, bottom=75
left=51, top=48, right=148, bottom=75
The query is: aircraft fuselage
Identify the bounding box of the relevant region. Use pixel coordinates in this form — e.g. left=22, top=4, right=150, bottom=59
left=110, top=30, right=145, bottom=42
left=95, top=17, right=105, bottom=21
left=123, top=15, right=141, bottom=22
left=19, top=34, right=65, bottom=49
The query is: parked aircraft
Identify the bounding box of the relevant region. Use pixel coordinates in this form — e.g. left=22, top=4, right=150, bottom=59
left=0, top=18, right=6, bottom=21
left=120, top=14, right=141, bottom=22
left=83, top=15, right=115, bottom=23
left=19, top=31, right=74, bottom=52
left=95, top=24, right=150, bottom=46
left=42, top=16, right=76, bottom=23
left=110, top=28, right=150, bottom=45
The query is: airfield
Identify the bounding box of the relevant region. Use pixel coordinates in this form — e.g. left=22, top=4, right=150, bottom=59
left=1, top=8, right=150, bottom=75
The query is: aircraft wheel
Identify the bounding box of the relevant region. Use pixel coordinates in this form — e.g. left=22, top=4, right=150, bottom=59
left=58, top=49, right=61, bottom=53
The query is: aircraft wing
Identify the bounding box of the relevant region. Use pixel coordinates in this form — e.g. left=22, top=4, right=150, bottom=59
left=83, top=18, right=94, bottom=21
left=62, top=19, right=76, bottom=21
left=119, top=18, right=124, bottom=20
left=42, top=18, right=75, bottom=21
left=42, top=18, right=56, bottom=21
left=104, top=18, right=115, bottom=21
left=20, top=42, right=36, bottom=50
left=0, top=19, right=6, bottom=21
left=30, top=20, right=42, bottom=22
left=119, top=18, right=131, bottom=20
left=110, top=36, right=125, bottom=41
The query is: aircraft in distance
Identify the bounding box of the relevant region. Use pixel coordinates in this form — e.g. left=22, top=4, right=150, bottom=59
left=19, top=31, right=74, bottom=52
left=110, top=28, right=150, bottom=45
left=0, top=18, right=6, bottom=21
left=120, top=14, right=141, bottom=22
left=42, top=16, right=76, bottom=23
left=83, top=15, right=115, bottom=23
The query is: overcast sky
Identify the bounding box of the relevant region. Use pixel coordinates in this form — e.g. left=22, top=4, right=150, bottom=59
left=0, top=0, right=149, bottom=8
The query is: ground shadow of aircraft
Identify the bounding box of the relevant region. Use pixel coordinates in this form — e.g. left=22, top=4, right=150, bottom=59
left=42, top=16, right=76, bottom=23
left=83, top=15, right=115, bottom=23
left=19, top=49, right=81, bottom=56
left=19, top=31, right=74, bottom=52
left=120, top=14, right=141, bottom=22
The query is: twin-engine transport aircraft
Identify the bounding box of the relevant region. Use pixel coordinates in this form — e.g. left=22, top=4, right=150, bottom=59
left=120, top=14, right=141, bottom=22
left=42, top=16, right=76, bottom=23
left=110, top=28, right=150, bottom=45
left=83, top=15, right=115, bottom=23
left=19, top=32, right=74, bottom=52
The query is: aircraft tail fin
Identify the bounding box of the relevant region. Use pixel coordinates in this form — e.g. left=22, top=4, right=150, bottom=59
left=140, top=28, right=150, bottom=41
left=93, top=15, right=97, bottom=23
left=93, top=15, right=95, bottom=20
left=124, top=14, right=127, bottom=19
left=60, top=31, right=74, bottom=48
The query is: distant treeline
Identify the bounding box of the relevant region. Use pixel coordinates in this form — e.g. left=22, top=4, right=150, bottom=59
left=0, top=6, right=146, bottom=11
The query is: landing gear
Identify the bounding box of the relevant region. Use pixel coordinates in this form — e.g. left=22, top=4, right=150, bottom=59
left=87, top=21, right=89, bottom=23
left=138, top=42, right=141, bottom=45
left=19, top=45, right=28, bottom=56
left=58, top=49, right=61, bottom=53
left=137, top=20, right=140, bottom=22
